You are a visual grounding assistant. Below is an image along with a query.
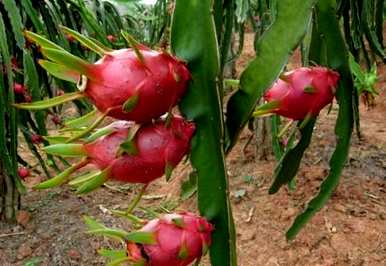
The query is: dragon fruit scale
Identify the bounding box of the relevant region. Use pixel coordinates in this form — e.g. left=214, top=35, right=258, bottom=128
left=127, top=212, right=213, bottom=266
left=257, top=67, right=340, bottom=120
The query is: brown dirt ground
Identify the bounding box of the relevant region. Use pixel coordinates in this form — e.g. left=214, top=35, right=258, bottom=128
left=1, top=33, right=385, bottom=266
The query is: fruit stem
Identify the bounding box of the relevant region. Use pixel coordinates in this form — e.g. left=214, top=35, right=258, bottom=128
left=277, top=120, right=294, bottom=138
left=126, top=184, right=148, bottom=214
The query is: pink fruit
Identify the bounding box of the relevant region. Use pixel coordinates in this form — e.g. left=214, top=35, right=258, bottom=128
left=18, top=167, right=30, bottom=180
left=51, top=115, right=62, bottom=125
left=83, top=48, right=190, bottom=122
left=31, top=134, right=43, bottom=144
left=106, top=35, right=116, bottom=42
left=127, top=212, right=213, bottom=266
left=24, top=94, right=32, bottom=103
left=263, top=67, right=340, bottom=120
left=83, top=116, right=195, bottom=183
left=14, top=83, right=26, bottom=94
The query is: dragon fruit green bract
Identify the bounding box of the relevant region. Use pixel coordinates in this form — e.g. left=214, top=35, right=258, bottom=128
left=127, top=212, right=213, bottom=266
left=258, top=67, right=340, bottom=120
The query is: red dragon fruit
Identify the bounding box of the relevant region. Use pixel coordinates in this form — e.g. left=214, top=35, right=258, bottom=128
left=127, top=212, right=213, bottom=266
left=36, top=116, right=195, bottom=190
left=83, top=47, right=190, bottom=122
left=18, top=167, right=30, bottom=180
left=256, top=67, right=340, bottom=120
left=14, top=83, right=26, bottom=94
left=31, top=134, right=43, bottom=144
left=16, top=28, right=191, bottom=124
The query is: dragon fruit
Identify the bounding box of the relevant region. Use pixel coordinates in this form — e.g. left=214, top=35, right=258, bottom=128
left=127, top=212, right=213, bottom=266
left=84, top=116, right=195, bottom=183
left=16, top=28, right=191, bottom=124
left=256, top=67, right=340, bottom=120
left=14, top=83, right=26, bottom=94
left=36, top=116, right=195, bottom=190
left=18, top=167, right=30, bottom=180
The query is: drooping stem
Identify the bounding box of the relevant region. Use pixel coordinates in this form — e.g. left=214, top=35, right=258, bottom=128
left=126, top=184, right=148, bottom=214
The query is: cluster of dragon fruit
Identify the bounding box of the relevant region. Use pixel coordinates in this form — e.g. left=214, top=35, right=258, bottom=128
left=16, top=26, right=339, bottom=265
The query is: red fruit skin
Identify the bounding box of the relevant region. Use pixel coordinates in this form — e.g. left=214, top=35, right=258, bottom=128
left=18, top=167, right=30, bottom=180
left=264, top=67, right=340, bottom=120
left=84, top=117, right=195, bottom=183
left=31, top=134, right=43, bottom=144
left=128, top=212, right=213, bottom=266
left=51, top=115, right=62, bottom=125
left=106, top=35, right=116, bottom=42
left=24, top=94, right=32, bottom=103
left=14, top=83, right=26, bottom=94
left=84, top=48, right=190, bottom=123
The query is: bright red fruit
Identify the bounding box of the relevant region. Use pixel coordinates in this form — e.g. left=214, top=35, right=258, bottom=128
left=83, top=116, right=195, bottom=183
left=18, top=167, right=30, bottom=180
left=263, top=67, right=340, bottom=120
left=127, top=212, right=213, bottom=266
left=84, top=48, right=190, bottom=122
left=14, top=83, right=26, bottom=94
left=106, top=34, right=116, bottom=42
left=31, top=134, right=43, bottom=144
left=51, top=115, right=62, bottom=125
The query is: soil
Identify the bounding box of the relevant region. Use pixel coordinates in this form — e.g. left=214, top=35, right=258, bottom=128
left=1, top=33, right=385, bottom=266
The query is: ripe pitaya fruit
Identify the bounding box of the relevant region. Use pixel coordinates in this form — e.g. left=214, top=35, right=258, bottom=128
left=16, top=28, right=190, bottom=123
left=256, top=67, right=340, bottom=120
left=127, top=212, right=213, bottom=266
left=18, top=167, right=30, bottom=180
left=31, top=134, right=43, bottom=144
left=14, top=83, right=26, bottom=94
left=36, top=116, right=195, bottom=191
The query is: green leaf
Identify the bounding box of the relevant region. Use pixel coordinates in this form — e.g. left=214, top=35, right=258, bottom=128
left=65, top=109, right=98, bottom=128
left=286, top=0, right=354, bottom=240
left=122, top=94, right=139, bottom=113
left=225, top=0, right=318, bottom=151
left=269, top=119, right=316, bottom=194
left=2, top=0, right=25, bottom=48
left=38, top=60, right=80, bottom=83
left=43, top=144, right=86, bottom=157
left=40, top=48, right=96, bottom=79
left=68, top=171, right=102, bottom=186
left=60, top=26, right=107, bottom=56
left=20, top=0, right=45, bottom=33
left=125, top=231, right=156, bottom=244
left=171, top=1, right=237, bottom=266
left=24, top=31, right=65, bottom=51
left=76, top=168, right=110, bottom=194
left=13, top=92, right=85, bottom=110
left=180, top=171, right=197, bottom=200
left=34, top=160, right=87, bottom=189
left=98, top=249, right=127, bottom=259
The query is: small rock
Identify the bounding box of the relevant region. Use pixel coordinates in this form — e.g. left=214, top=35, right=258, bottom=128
left=67, top=249, right=81, bottom=260
left=17, top=243, right=32, bottom=259
left=16, top=210, right=30, bottom=227
left=333, top=203, right=346, bottom=213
